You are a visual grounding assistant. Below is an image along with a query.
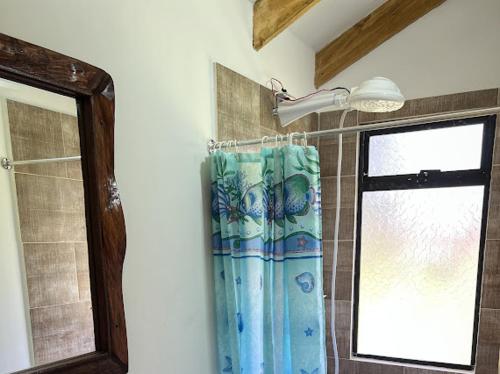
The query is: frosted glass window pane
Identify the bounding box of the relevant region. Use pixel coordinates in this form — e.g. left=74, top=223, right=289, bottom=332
left=357, top=186, right=484, bottom=366
left=368, top=124, right=484, bottom=176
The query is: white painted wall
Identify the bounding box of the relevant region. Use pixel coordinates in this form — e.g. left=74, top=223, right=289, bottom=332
left=0, top=1, right=315, bottom=373
left=320, top=0, right=500, bottom=100
left=0, top=99, right=32, bottom=373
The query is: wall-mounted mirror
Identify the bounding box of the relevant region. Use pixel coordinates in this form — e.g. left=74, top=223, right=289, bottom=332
left=0, top=33, right=127, bottom=374
left=0, top=79, right=94, bottom=373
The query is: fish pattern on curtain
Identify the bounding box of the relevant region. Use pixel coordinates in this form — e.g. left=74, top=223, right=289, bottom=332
left=211, top=145, right=326, bottom=374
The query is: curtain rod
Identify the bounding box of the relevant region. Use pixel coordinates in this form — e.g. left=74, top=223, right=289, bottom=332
left=208, top=106, right=500, bottom=153
left=1, top=155, right=81, bottom=170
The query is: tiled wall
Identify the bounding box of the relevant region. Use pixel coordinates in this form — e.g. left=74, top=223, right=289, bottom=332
left=216, top=64, right=319, bottom=148
left=320, top=89, right=500, bottom=374
left=216, top=64, right=500, bottom=374
left=6, top=101, right=95, bottom=365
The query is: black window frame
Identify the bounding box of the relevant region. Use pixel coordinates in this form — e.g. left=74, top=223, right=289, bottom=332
left=352, top=115, right=497, bottom=371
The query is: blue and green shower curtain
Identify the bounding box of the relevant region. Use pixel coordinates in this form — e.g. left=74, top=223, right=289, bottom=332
left=211, top=145, right=326, bottom=374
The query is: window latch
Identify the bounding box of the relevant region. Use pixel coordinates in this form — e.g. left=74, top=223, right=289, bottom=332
left=416, top=169, right=441, bottom=184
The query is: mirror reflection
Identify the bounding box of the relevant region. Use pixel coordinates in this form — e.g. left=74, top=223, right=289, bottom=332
left=0, top=78, right=95, bottom=373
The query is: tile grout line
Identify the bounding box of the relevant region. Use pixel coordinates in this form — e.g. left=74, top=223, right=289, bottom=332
left=14, top=171, right=83, bottom=182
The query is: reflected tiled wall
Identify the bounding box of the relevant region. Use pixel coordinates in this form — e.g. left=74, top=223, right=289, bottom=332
left=7, top=101, right=95, bottom=365
left=216, top=64, right=500, bottom=374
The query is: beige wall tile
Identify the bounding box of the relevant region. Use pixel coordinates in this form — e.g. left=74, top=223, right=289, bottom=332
left=30, top=301, right=93, bottom=338
left=328, top=357, right=358, bottom=374
left=325, top=268, right=353, bottom=301
left=75, top=243, right=90, bottom=272
left=319, top=143, right=339, bottom=177
left=59, top=178, right=85, bottom=211
left=337, top=358, right=358, bottom=374
left=321, top=176, right=356, bottom=210
left=484, top=240, right=500, bottom=273
left=33, top=330, right=94, bottom=365
left=323, top=240, right=354, bottom=274
left=487, top=166, right=500, bottom=239
left=475, top=344, right=500, bottom=374
left=325, top=300, right=351, bottom=359
left=217, top=111, right=236, bottom=141
left=77, top=272, right=91, bottom=302
left=287, top=112, right=318, bottom=134
left=15, top=173, right=85, bottom=212
left=322, top=208, right=355, bottom=241
left=8, top=100, right=63, bottom=144
left=335, top=271, right=352, bottom=302
left=65, top=160, right=83, bottom=180
left=8, top=100, right=70, bottom=177
left=494, top=114, right=500, bottom=166
left=60, top=113, right=80, bottom=155
left=403, top=368, right=460, bottom=374
left=320, top=110, right=358, bottom=131
left=31, top=300, right=95, bottom=365
left=216, top=64, right=260, bottom=141
left=15, top=173, right=62, bottom=211
left=357, top=361, right=404, bottom=374
left=18, top=208, right=87, bottom=243
left=481, top=274, right=500, bottom=309
left=479, top=308, right=500, bottom=345
left=23, top=243, right=76, bottom=276
left=11, top=136, right=67, bottom=177
left=60, top=113, right=83, bottom=180
left=337, top=140, right=357, bottom=176
left=27, top=272, right=79, bottom=307
left=31, top=302, right=94, bottom=363
left=319, top=138, right=357, bottom=177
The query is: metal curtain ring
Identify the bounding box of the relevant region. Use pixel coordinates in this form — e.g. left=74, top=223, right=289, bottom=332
left=261, top=136, right=269, bottom=147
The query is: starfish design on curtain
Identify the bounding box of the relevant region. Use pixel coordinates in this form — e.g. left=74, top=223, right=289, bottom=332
left=297, top=235, right=309, bottom=249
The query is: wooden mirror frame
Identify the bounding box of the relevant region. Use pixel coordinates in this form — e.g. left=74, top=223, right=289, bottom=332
left=0, top=33, right=128, bottom=373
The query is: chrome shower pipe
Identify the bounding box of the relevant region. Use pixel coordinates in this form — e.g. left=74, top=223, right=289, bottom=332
left=1, top=155, right=81, bottom=170
left=208, top=106, right=500, bottom=152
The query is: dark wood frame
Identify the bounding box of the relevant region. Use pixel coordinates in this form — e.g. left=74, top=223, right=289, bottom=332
left=0, top=33, right=128, bottom=373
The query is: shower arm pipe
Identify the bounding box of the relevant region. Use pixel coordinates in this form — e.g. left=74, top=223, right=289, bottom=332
left=1, top=155, right=81, bottom=170
left=208, top=106, right=500, bottom=152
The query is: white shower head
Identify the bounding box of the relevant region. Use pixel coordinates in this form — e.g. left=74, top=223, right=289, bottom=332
left=274, top=77, right=405, bottom=127
left=349, top=77, right=405, bottom=113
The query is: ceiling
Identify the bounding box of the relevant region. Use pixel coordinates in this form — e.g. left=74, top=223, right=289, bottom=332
left=288, top=0, right=386, bottom=52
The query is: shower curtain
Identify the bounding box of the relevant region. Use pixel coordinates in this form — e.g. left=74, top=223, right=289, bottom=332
left=211, top=145, right=326, bottom=374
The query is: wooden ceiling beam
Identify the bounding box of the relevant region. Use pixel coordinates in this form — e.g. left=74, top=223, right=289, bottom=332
left=253, top=0, right=320, bottom=51
left=315, top=0, right=447, bottom=88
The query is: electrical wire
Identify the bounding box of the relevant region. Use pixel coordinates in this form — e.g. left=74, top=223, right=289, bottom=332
left=279, top=87, right=350, bottom=103
left=268, top=78, right=350, bottom=103
left=330, top=109, right=352, bottom=374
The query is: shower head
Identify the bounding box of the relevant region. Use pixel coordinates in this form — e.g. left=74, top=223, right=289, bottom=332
left=274, top=77, right=405, bottom=127
left=349, top=77, right=405, bottom=113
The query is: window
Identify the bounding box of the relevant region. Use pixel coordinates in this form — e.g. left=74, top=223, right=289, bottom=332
left=353, top=117, right=496, bottom=370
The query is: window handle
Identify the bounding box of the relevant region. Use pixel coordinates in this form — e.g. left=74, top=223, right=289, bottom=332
left=417, top=169, right=441, bottom=184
